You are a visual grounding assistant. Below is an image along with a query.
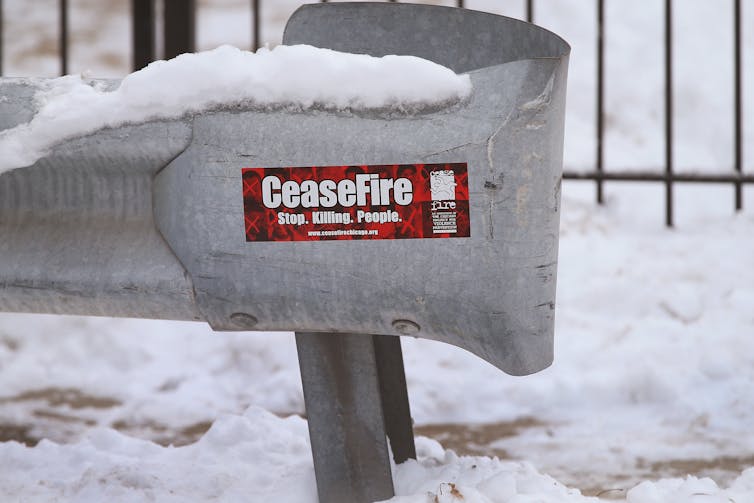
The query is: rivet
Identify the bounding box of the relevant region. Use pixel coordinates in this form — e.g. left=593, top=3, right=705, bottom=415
left=392, top=319, right=420, bottom=335
left=230, top=312, right=258, bottom=329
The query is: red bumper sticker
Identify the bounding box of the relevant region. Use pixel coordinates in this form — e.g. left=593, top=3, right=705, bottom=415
left=242, top=163, right=470, bottom=242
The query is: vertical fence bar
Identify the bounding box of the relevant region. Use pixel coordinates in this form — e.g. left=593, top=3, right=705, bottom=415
left=252, top=0, right=260, bottom=51
left=60, top=0, right=68, bottom=75
left=164, top=0, right=195, bottom=60
left=132, top=0, right=155, bottom=71
left=0, top=0, right=4, bottom=76
left=734, top=0, right=743, bottom=210
left=664, top=0, right=674, bottom=227
left=457, top=0, right=464, bottom=8
left=596, top=0, right=605, bottom=204
left=526, top=0, right=533, bottom=23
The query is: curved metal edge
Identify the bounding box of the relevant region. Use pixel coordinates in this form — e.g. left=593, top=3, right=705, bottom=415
left=283, top=2, right=570, bottom=74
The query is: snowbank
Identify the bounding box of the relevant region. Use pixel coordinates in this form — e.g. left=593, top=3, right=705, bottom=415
left=0, top=44, right=471, bottom=173
left=2, top=406, right=754, bottom=503
left=0, top=408, right=316, bottom=503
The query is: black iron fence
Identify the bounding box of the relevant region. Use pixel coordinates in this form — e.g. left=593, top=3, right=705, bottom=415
left=0, top=0, right=748, bottom=226
left=581, top=0, right=749, bottom=227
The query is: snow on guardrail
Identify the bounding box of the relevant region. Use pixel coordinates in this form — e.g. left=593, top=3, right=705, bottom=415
left=0, top=44, right=472, bottom=174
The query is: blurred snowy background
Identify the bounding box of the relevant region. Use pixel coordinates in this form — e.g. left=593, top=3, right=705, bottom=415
left=1, top=1, right=753, bottom=501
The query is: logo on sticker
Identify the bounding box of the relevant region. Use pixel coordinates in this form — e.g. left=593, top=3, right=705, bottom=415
left=242, top=163, right=470, bottom=242
left=429, top=170, right=460, bottom=234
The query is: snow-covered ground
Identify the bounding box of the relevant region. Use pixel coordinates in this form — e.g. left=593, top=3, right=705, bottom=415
left=2, top=1, right=754, bottom=502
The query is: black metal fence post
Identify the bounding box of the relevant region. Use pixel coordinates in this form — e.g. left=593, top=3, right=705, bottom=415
left=0, top=0, right=4, bottom=76
left=132, top=0, right=155, bottom=71
left=664, top=0, right=674, bottom=227
left=164, top=0, right=195, bottom=60
left=59, top=0, right=68, bottom=75
left=252, top=0, right=260, bottom=51
left=596, top=0, right=604, bottom=204
left=734, top=0, right=743, bottom=211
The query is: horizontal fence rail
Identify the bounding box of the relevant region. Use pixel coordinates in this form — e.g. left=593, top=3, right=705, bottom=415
left=563, top=171, right=754, bottom=184
left=0, top=0, right=748, bottom=226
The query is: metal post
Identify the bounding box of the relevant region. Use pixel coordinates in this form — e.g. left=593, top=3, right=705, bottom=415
left=664, top=0, right=674, bottom=227
left=163, top=0, right=195, bottom=60
left=132, top=0, right=155, bottom=71
left=373, top=335, right=416, bottom=464
left=733, top=0, right=743, bottom=211
left=252, top=0, right=260, bottom=51
left=59, top=0, right=68, bottom=75
left=596, top=0, right=604, bottom=204
left=526, top=0, right=533, bottom=23
left=296, top=332, right=395, bottom=503
left=0, top=0, right=4, bottom=76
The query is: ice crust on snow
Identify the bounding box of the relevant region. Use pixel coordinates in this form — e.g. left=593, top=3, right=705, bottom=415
left=0, top=44, right=472, bottom=173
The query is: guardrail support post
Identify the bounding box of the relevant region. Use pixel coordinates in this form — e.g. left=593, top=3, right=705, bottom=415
left=296, top=332, right=396, bottom=503
left=373, top=334, right=416, bottom=464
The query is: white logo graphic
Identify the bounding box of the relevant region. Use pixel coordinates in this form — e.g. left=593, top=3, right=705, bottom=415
left=430, top=170, right=456, bottom=201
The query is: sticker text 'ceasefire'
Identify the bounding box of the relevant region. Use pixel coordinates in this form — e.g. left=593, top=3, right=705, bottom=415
left=242, top=163, right=470, bottom=242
